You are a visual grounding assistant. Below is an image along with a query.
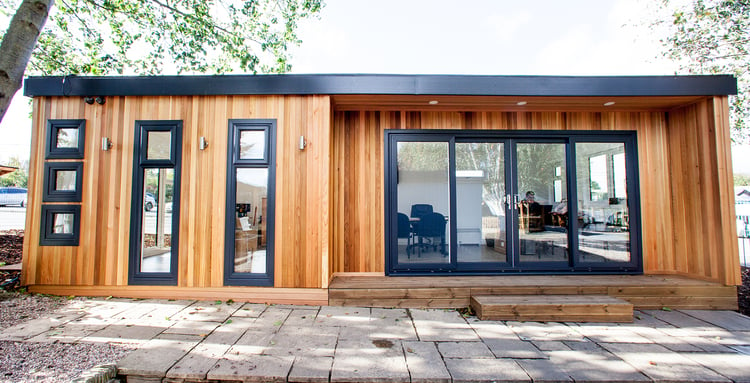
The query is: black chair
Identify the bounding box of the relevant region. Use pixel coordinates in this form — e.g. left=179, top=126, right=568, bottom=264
left=415, top=212, right=447, bottom=256
left=397, top=213, right=414, bottom=258
left=410, top=204, right=433, bottom=219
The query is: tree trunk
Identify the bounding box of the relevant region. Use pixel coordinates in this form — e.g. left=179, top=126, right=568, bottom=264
left=0, top=0, right=54, bottom=123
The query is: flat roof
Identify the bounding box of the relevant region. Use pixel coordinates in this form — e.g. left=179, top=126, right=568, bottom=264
left=24, top=74, right=738, bottom=97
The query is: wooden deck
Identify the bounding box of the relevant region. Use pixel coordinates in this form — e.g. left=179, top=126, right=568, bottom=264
left=328, top=273, right=738, bottom=310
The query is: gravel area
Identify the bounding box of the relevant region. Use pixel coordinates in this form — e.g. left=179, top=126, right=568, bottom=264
left=0, top=292, right=133, bottom=383
left=0, top=291, right=67, bottom=330
left=0, top=341, right=131, bottom=383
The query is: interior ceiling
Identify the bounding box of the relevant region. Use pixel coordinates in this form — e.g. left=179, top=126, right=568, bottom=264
left=331, top=95, right=707, bottom=112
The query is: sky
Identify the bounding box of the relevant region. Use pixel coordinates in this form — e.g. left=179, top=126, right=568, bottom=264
left=2, top=0, right=747, bottom=172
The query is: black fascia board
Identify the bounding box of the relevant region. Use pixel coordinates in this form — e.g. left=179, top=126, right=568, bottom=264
left=24, top=74, right=738, bottom=98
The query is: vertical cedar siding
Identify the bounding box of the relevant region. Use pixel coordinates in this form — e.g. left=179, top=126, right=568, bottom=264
left=22, top=96, right=741, bottom=289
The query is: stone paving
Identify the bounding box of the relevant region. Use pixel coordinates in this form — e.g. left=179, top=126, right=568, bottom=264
left=2, top=298, right=750, bottom=382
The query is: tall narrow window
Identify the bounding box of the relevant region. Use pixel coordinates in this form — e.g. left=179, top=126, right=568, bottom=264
left=225, top=119, right=276, bottom=286
left=129, top=121, right=182, bottom=285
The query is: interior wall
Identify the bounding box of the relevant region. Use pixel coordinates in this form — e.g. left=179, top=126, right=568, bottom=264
left=22, top=95, right=332, bottom=288
left=666, top=97, right=741, bottom=285
left=331, top=110, right=681, bottom=279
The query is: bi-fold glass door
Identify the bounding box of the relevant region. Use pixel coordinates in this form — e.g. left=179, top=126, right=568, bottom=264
left=385, top=130, right=641, bottom=275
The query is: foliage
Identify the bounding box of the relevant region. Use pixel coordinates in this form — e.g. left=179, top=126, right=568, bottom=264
left=0, top=156, right=28, bottom=187
left=0, top=0, right=322, bottom=76
left=735, top=174, right=750, bottom=186
left=658, top=0, right=750, bottom=142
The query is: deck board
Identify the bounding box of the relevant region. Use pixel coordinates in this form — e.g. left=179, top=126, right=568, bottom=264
left=328, top=273, right=737, bottom=310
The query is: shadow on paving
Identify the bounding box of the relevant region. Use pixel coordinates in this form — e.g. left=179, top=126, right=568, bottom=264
left=1, top=298, right=750, bottom=382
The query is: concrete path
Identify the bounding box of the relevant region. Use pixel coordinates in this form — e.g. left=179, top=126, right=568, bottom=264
left=2, top=298, right=750, bottom=383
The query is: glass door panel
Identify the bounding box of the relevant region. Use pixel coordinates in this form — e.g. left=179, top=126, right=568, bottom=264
left=140, top=168, right=174, bottom=273
left=455, top=142, right=508, bottom=264
left=234, top=168, right=269, bottom=274
left=515, top=143, right=569, bottom=264
left=395, top=141, right=451, bottom=265
left=575, top=142, right=631, bottom=264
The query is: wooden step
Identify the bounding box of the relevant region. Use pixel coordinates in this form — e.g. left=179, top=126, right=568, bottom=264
left=470, top=295, right=633, bottom=322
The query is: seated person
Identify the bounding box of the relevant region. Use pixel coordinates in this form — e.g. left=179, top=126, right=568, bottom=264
left=520, top=191, right=544, bottom=231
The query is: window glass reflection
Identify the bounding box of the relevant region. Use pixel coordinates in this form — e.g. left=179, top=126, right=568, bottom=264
left=55, top=170, right=77, bottom=191
left=396, top=142, right=450, bottom=264
left=146, top=131, right=172, bottom=160
left=52, top=213, right=74, bottom=233
left=140, top=168, right=174, bottom=272
left=234, top=168, right=268, bottom=273
left=455, top=142, right=507, bottom=263
left=516, top=143, right=568, bottom=263
left=576, top=142, right=630, bottom=263
left=239, top=131, right=266, bottom=160
left=56, top=128, right=78, bottom=148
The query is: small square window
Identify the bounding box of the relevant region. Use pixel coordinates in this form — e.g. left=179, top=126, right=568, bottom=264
left=239, top=130, right=266, bottom=160
left=146, top=131, right=172, bottom=160
left=43, top=162, right=83, bottom=202
left=46, top=120, right=85, bottom=159
left=40, top=205, right=80, bottom=246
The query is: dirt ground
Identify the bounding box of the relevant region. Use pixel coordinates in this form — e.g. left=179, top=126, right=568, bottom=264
left=2, top=230, right=749, bottom=315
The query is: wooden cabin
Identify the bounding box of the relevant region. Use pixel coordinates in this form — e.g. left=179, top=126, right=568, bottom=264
left=20, top=74, right=741, bottom=312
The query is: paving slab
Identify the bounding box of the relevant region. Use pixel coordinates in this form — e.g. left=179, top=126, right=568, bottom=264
left=331, top=338, right=409, bottom=382
left=600, top=342, right=731, bottom=382
left=437, top=341, right=494, bottom=359
left=283, top=308, right=320, bottom=327
left=253, top=306, right=293, bottom=328
left=562, top=340, right=608, bottom=352
left=289, top=356, right=334, bottom=383
left=207, top=354, right=294, bottom=382
left=484, top=338, right=547, bottom=359
left=201, top=317, right=255, bottom=345
left=569, top=323, right=654, bottom=344
left=531, top=340, right=570, bottom=351
left=444, top=358, right=531, bottom=382
left=171, top=300, right=242, bottom=323
left=410, top=309, right=479, bottom=342
left=231, top=303, right=268, bottom=317
left=264, top=333, right=338, bottom=357
left=642, top=309, right=713, bottom=329
left=516, top=359, right=573, bottom=383
left=118, top=339, right=198, bottom=379
left=467, top=318, right=520, bottom=340
left=402, top=341, right=451, bottom=383
left=27, top=322, right=108, bottom=343
left=166, top=343, right=231, bottom=381
left=625, top=310, right=675, bottom=328
left=315, top=306, right=370, bottom=327
left=506, top=321, right=584, bottom=342
left=163, top=319, right=220, bottom=335
left=82, top=323, right=167, bottom=345
left=625, top=327, right=704, bottom=352
left=683, top=352, right=750, bottom=382
left=546, top=350, right=650, bottom=382
left=681, top=310, right=750, bottom=331
left=0, top=311, right=83, bottom=340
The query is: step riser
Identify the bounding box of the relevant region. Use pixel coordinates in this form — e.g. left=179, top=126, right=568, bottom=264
left=471, top=295, right=634, bottom=322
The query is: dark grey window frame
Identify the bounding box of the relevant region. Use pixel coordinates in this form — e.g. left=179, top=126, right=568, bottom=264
left=128, top=120, right=182, bottom=285
left=224, top=119, right=276, bottom=286
left=45, top=119, right=86, bottom=159
left=40, top=204, right=81, bottom=246
left=384, top=129, right=643, bottom=276
left=43, top=162, right=84, bottom=202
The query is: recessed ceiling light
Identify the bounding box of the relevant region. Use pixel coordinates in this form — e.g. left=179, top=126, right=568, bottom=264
left=516, top=101, right=527, bottom=106
left=603, top=101, right=616, bottom=106
left=428, top=100, right=439, bottom=105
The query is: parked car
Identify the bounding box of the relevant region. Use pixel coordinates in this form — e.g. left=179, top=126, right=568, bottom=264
left=144, top=192, right=156, bottom=211
left=0, top=187, right=28, bottom=207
